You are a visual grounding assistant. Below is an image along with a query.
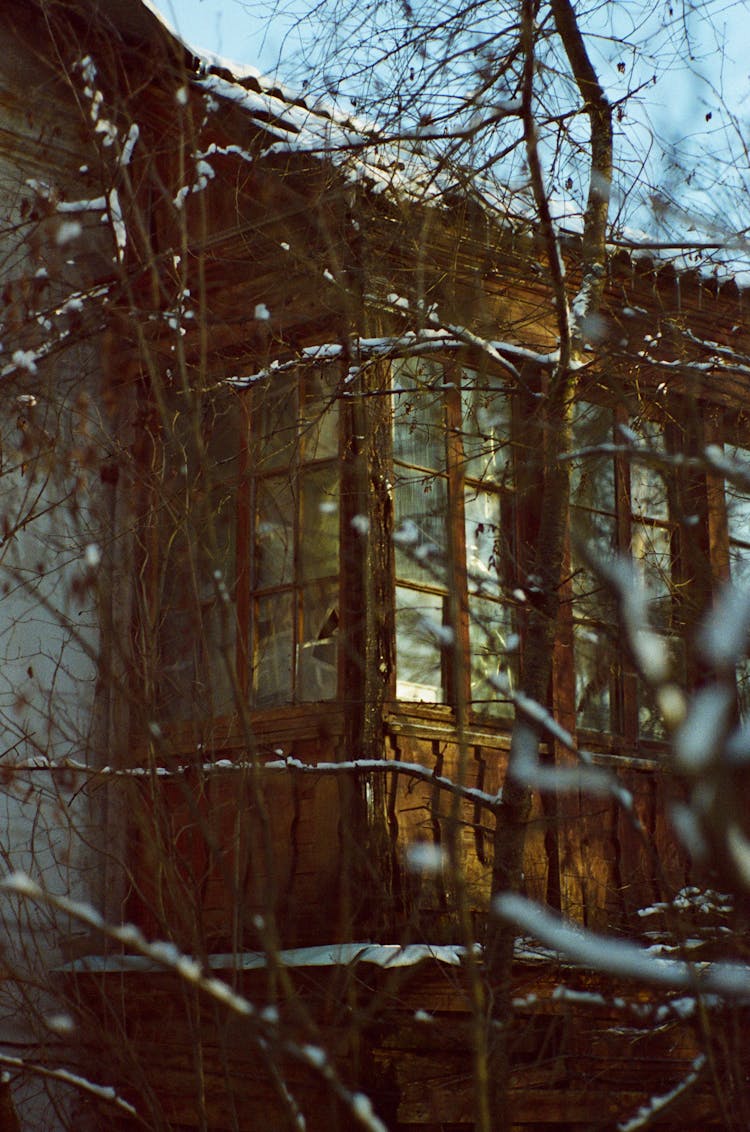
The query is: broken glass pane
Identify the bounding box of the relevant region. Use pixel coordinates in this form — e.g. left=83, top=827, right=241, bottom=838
left=464, top=487, right=503, bottom=598
left=298, top=581, right=338, bottom=701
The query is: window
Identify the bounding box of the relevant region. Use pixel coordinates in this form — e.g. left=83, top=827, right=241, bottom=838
left=154, top=358, right=743, bottom=744
left=392, top=357, right=516, bottom=717
left=570, top=403, right=682, bottom=740
left=249, top=366, right=340, bottom=708
left=570, top=400, right=619, bottom=733
left=724, top=440, right=750, bottom=715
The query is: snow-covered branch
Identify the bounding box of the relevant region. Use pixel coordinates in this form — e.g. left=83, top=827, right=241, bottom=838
left=494, top=893, right=750, bottom=999
left=0, top=1055, right=137, bottom=1121
left=0, top=874, right=390, bottom=1132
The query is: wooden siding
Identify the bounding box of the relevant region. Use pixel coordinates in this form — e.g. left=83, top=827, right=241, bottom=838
left=65, top=956, right=735, bottom=1129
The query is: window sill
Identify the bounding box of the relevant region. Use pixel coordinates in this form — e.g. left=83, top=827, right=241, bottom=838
left=385, top=701, right=513, bottom=748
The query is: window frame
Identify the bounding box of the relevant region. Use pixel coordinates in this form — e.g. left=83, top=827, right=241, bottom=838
left=390, top=355, right=518, bottom=721
left=149, top=359, right=750, bottom=748
left=241, top=365, right=342, bottom=711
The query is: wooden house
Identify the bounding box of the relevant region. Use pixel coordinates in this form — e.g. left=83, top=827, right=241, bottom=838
left=0, top=1, right=748, bottom=1128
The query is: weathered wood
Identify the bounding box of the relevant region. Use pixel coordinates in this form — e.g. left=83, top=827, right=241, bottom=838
left=64, top=956, right=733, bottom=1129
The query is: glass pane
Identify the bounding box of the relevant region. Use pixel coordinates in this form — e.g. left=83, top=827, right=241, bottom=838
left=730, top=542, right=750, bottom=589
left=256, top=378, right=298, bottom=471
left=298, top=581, right=338, bottom=701
left=253, top=592, right=293, bottom=707
left=725, top=447, right=750, bottom=710
left=464, top=487, right=503, bottom=598
left=393, top=473, right=448, bottom=585
left=469, top=595, right=515, bottom=717
left=209, top=424, right=238, bottom=595
left=737, top=657, right=750, bottom=719
left=571, top=401, right=615, bottom=514
left=255, top=475, right=295, bottom=588
left=302, top=366, right=339, bottom=461
left=393, top=357, right=445, bottom=471
left=574, top=623, right=612, bottom=732
left=570, top=402, right=617, bottom=622
left=570, top=508, right=617, bottom=620
left=630, top=420, right=668, bottom=520
left=638, top=635, right=684, bottom=739
left=300, top=463, right=339, bottom=581
left=631, top=521, right=672, bottom=629
left=461, top=373, right=511, bottom=483
left=395, top=586, right=446, bottom=703
left=726, top=445, right=750, bottom=581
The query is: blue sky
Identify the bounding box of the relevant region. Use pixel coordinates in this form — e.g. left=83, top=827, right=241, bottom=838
left=147, top=0, right=750, bottom=260
left=148, top=0, right=285, bottom=74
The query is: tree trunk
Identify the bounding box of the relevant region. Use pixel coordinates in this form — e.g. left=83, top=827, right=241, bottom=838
left=484, top=2, right=612, bottom=1125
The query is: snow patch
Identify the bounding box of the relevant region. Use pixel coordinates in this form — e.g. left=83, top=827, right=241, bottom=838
left=56, top=220, right=82, bottom=246
left=405, top=842, right=446, bottom=876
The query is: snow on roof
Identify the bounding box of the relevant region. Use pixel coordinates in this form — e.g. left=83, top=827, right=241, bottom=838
left=64, top=938, right=558, bottom=974
left=137, top=1, right=750, bottom=286
left=68, top=942, right=467, bottom=974
left=136, top=0, right=441, bottom=201
left=193, top=70, right=445, bottom=203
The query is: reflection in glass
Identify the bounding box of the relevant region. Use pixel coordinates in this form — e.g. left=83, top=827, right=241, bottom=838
left=469, top=595, right=515, bottom=717
left=256, top=378, right=298, bottom=471
left=255, top=476, right=294, bottom=588
left=464, top=488, right=502, bottom=598
left=393, top=358, right=445, bottom=471
left=631, top=521, right=672, bottom=629
left=726, top=444, right=750, bottom=586
left=461, top=374, right=511, bottom=483
left=630, top=421, right=668, bottom=521
left=571, top=401, right=615, bottom=514
left=298, top=582, right=338, bottom=701
left=574, top=624, right=612, bottom=732
left=570, top=401, right=617, bottom=625
left=395, top=586, right=446, bottom=703
left=724, top=444, right=750, bottom=714
left=300, top=464, right=339, bottom=581
left=303, top=366, right=339, bottom=460
left=638, top=635, right=684, bottom=739
left=253, top=593, right=293, bottom=707
left=393, top=474, right=448, bottom=585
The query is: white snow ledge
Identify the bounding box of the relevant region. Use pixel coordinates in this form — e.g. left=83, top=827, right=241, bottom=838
left=61, top=938, right=562, bottom=974
left=63, top=942, right=469, bottom=973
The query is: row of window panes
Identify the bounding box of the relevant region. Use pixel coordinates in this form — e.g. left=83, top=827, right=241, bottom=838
left=250, top=369, right=340, bottom=707
left=570, top=402, right=676, bottom=738
left=725, top=443, right=750, bottom=715
left=161, top=371, right=750, bottom=733
left=393, top=358, right=515, bottom=716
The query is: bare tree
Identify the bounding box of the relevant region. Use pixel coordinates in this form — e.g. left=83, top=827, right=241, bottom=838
left=1, top=1, right=750, bottom=1130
